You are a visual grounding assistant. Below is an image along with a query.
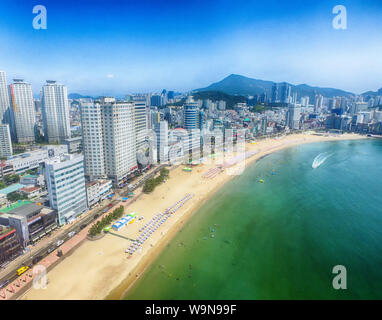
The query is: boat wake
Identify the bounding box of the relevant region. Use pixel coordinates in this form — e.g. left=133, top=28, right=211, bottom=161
left=312, top=152, right=333, bottom=169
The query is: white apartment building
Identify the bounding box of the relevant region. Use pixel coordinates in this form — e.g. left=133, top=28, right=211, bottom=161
left=0, top=71, right=9, bottom=122
left=155, top=121, right=169, bottom=163
left=287, top=104, right=302, bottom=130
left=0, top=124, right=13, bottom=158
left=134, top=100, right=148, bottom=153
left=103, top=102, right=137, bottom=186
left=44, top=154, right=87, bottom=225
left=8, top=79, right=36, bottom=143
left=81, top=102, right=106, bottom=180
left=81, top=101, right=137, bottom=187
left=41, top=80, right=71, bottom=143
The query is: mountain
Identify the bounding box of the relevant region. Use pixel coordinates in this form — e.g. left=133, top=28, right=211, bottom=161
left=68, top=93, right=95, bottom=99
left=361, top=88, right=382, bottom=98
left=196, top=74, right=355, bottom=100
left=196, top=74, right=274, bottom=96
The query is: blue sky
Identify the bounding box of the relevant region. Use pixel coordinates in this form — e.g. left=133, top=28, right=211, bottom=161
left=0, top=0, right=381, bottom=95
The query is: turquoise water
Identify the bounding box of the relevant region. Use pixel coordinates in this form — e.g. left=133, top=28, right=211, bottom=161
left=125, top=139, right=382, bottom=299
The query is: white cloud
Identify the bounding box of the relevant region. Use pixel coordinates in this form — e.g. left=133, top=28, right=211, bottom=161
left=106, top=74, right=114, bottom=78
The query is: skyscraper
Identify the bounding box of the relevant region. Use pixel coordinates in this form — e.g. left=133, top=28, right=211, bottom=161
left=271, top=83, right=279, bottom=103
left=81, top=102, right=106, bottom=181
left=0, top=124, right=12, bottom=158
left=0, top=71, right=9, bottom=123
left=81, top=101, right=137, bottom=186
left=286, top=103, right=301, bottom=130
left=8, top=79, right=36, bottom=143
left=279, top=82, right=291, bottom=104
left=41, top=80, right=71, bottom=143
left=183, top=104, right=200, bottom=130
left=103, top=102, right=137, bottom=186
left=314, top=94, right=324, bottom=113
left=44, top=154, right=87, bottom=225
left=134, top=100, right=149, bottom=153
left=155, top=120, right=169, bottom=163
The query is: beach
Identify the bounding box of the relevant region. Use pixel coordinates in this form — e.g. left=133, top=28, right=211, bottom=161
left=20, top=132, right=365, bottom=300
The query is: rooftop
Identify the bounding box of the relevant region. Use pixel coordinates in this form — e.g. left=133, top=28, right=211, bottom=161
left=0, top=183, right=25, bottom=195
left=3, top=203, right=44, bottom=217
left=0, top=200, right=33, bottom=213
left=20, top=186, right=40, bottom=193
left=21, top=174, right=38, bottom=179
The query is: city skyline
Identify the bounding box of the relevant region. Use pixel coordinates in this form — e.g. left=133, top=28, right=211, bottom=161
left=0, top=0, right=382, bottom=95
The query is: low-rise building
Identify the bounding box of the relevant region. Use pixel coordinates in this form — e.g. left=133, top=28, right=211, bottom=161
left=0, top=201, right=57, bottom=246
left=0, top=183, right=25, bottom=198
left=0, top=161, right=14, bottom=179
left=20, top=174, right=45, bottom=187
left=0, top=224, right=22, bottom=266
left=63, top=136, right=83, bottom=154
left=19, top=186, right=42, bottom=199
left=86, top=179, right=113, bottom=208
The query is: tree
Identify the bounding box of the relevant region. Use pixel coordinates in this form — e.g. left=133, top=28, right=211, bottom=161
left=7, top=191, right=27, bottom=202
left=4, top=174, right=20, bottom=185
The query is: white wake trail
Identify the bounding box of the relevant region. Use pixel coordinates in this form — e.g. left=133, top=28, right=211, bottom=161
left=312, top=152, right=333, bottom=169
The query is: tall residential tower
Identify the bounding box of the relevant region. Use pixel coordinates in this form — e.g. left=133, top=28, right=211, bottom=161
left=8, top=79, right=36, bottom=143
left=41, top=81, right=71, bottom=143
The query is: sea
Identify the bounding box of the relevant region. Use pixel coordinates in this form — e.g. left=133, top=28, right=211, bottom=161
left=124, top=139, right=382, bottom=299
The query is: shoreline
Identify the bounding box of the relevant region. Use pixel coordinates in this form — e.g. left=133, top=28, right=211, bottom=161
left=20, top=133, right=366, bottom=300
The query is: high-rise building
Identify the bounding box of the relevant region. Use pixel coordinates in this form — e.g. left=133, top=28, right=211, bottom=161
left=314, top=94, right=324, bottom=113
left=134, top=101, right=148, bottom=153
left=155, top=121, right=169, bottom=163
left=43, top=154, right=87, bottom=225
left=183, top=104, right=200, bottom=130
left=286, top=103, right=301, bottom=130
left=271, top=83, right=279, bottom=103
left=8, top=79, right=36, bottom=143
left=103, top=102, right=137, bottom=185
left=81, top=102, right=106, bottom=181
left=279, top=82, right=291, bottom=104
left=0, top=124, right=12, bottom=158
left=217, top=100, right=226, bottom=111
left=0, top=71, right=10, bottom=123
left=301, top=96, right=310, bottom=107
left=150, top=95, right=162, bottom=107
left=81, top=101, right=138, bottom=186
left=41, top=81, right=71, bottom=143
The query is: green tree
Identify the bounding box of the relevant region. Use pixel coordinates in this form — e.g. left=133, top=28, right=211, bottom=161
left=7, top=191, right=27, bottom=202
left=4, top=174, right=20, bottom=185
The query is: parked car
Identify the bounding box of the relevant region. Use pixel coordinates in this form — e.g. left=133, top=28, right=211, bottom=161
left=32, top=256, right=43, bottom=265
left=47, top=247, right=55, bottom=254
left=80, top=224, right=87, bottom=230
left=68, top=231, right=76, bottom=238
left=56, top=240, right=64, bottom=247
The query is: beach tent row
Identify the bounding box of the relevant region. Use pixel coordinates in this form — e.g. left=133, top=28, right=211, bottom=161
left=112, top=212, right=137, bottom=230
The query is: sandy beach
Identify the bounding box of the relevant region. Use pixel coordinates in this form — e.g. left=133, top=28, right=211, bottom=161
left=20, top=132, right=365, bottom=300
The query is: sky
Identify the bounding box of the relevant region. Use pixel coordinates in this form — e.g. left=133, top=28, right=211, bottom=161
left=0, top=0, right=381, bottom=95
